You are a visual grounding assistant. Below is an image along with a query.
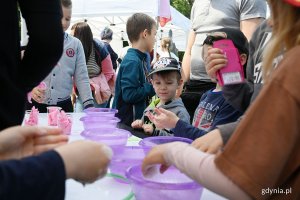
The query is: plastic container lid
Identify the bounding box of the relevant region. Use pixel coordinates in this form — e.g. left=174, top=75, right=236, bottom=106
left=81, top=128, right=131, bottom=146
left=139, top=136, right=193, bottom=147
left=83, top=108, right=118, bottom=116
left=80, top=116, right=120, bottom=123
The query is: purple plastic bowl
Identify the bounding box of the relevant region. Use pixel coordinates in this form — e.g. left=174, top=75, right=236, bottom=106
left=80, top=128, right=131, bottom=147
left=80, top=116, right=120, bottom=130
left=139, top=136, right=193, bottom=148
left=126, top=165, right=203, bottom=200
left=109, top=146, right=151, bottom=184
left=83, top=108, right=118, bottom=117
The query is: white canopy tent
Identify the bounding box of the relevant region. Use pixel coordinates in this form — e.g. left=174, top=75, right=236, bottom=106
left=70, top=0, right=191, bottom=53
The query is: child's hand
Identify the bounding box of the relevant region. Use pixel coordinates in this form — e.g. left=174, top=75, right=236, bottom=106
left=204, top=47, right=227, bottom=80
left=142, top=144, right=171, bottom=177
left=31, top=86, right=46, bottom=103
left=147, top=108, right=179, bottom=129
left=142, top=124, right=154, bottom=135
left=131, top=120, right=143, bottom=129
left=191, top=129, right=223, bottom=154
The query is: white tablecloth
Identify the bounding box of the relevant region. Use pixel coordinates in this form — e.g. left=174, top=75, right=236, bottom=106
left=34, top=113, right=227, bottom=200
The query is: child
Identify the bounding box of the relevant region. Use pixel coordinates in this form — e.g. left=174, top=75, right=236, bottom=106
left=157, top=37, right=179, bottom=61
left=131, top=57, right=190, bottom=136
left=142, top=1, right=300, bottom=199
left=27, top=0, right=93, bottom=112
left=71, top=22, right=115, bottom=111
left=148, top=28, right=246, bottom=140
left=112, top=13, right=156, bottom=126
left=192, top=19, right=274, bottom=153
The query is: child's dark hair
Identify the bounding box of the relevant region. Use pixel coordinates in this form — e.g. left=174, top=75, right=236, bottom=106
left=202, top=28, right=249, bottom=71
left=61, top=0, right=72, bottom=8
left=72, top=22, right=93, bottom=63
left=151, top=70, right=181, bottom=83
left=126, top=13, right=156, bottom=43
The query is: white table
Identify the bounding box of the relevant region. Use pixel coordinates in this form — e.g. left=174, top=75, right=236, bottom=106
left=34, top=113, right=227, bottom=200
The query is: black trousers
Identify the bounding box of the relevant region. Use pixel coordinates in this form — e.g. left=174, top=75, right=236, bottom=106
left=26, top=98, right=73, bottom=113
left=181, top=80, right=216, bottom=123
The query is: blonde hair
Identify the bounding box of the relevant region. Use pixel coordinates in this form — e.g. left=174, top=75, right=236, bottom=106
left=263, top=0, right=300, bottom=80
left=161, top=37, right=172, bottom=52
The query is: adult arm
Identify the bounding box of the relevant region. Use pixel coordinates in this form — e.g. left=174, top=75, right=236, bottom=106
left=222, top=83, right=253, bottom=112
left=239, top=0, right=266, bottom=40
left=144, top=142, right=251, bottom=200
left=18, top=0, right=64, bottom=92
left=181, top=30, right=196, bottom=82
left=240, top=18, right=264, bottom=41
left=217, top=120, right=240, bottom=145
left=0, top=151, right=65, bottom=200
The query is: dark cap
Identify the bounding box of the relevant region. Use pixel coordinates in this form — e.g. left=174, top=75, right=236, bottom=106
left=203, top=28, right=249, bottom=56
left=149, top=57, right=181, bottom=76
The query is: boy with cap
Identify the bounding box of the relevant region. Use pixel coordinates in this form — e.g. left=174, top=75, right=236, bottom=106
left=147, top=28, right=247, bottom=140
left=131, top=57, right=190, bottom=136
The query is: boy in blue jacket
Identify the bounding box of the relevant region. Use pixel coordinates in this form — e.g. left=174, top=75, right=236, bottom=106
left=113, top=13, right=156, bottom=126
left=147, top=28, right=248, bottom=140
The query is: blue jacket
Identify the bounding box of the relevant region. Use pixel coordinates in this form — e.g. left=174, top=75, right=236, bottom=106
left=113, top=48, right=155, bottom=125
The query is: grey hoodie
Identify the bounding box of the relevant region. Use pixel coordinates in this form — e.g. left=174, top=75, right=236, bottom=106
left=143, top=98, right=190, bottom=136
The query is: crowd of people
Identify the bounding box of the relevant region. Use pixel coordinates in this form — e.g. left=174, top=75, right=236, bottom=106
left=0, top=0, right=299, bottom=199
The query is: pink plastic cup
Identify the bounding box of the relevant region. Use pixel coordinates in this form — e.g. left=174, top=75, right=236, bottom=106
left=47, top=106, right=62, bottom=126
left=57, top=113, right=72, bottom=135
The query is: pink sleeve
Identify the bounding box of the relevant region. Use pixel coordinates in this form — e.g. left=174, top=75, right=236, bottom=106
left=163, top=142, right=251, bottom=200
left=101, top=54, right=115, bottom=81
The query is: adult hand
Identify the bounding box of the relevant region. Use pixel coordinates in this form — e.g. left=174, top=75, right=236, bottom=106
left=31, top=86, right=46, bottom=103
left=142, top=144, right=171, bottom=176
left=131, top=120, right=143, bottom=129
left=147, top=108, right=179, bottom=129
left=204, top=47, right=227, bottom=80
left=55, top=141, right=112, bottom=183
left=191, top=129, right=223, bottom=154
left=0, top=126, right=67, bottom=160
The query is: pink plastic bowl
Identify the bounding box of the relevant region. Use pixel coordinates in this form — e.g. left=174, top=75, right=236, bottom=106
left=80, top=128, right=131, bottom=147
left=109, top=146, right=151, bottom=184
left=126, top=165, right=203, bottom=200
left=83, top=108, right=118, bottom=117
left=139, top=136, right=193, bottom=148
left=80, top=116, right=120, bottom=131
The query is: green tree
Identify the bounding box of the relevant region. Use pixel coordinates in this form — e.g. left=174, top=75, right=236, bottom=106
left=170, top=0, right=194, bottom=18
